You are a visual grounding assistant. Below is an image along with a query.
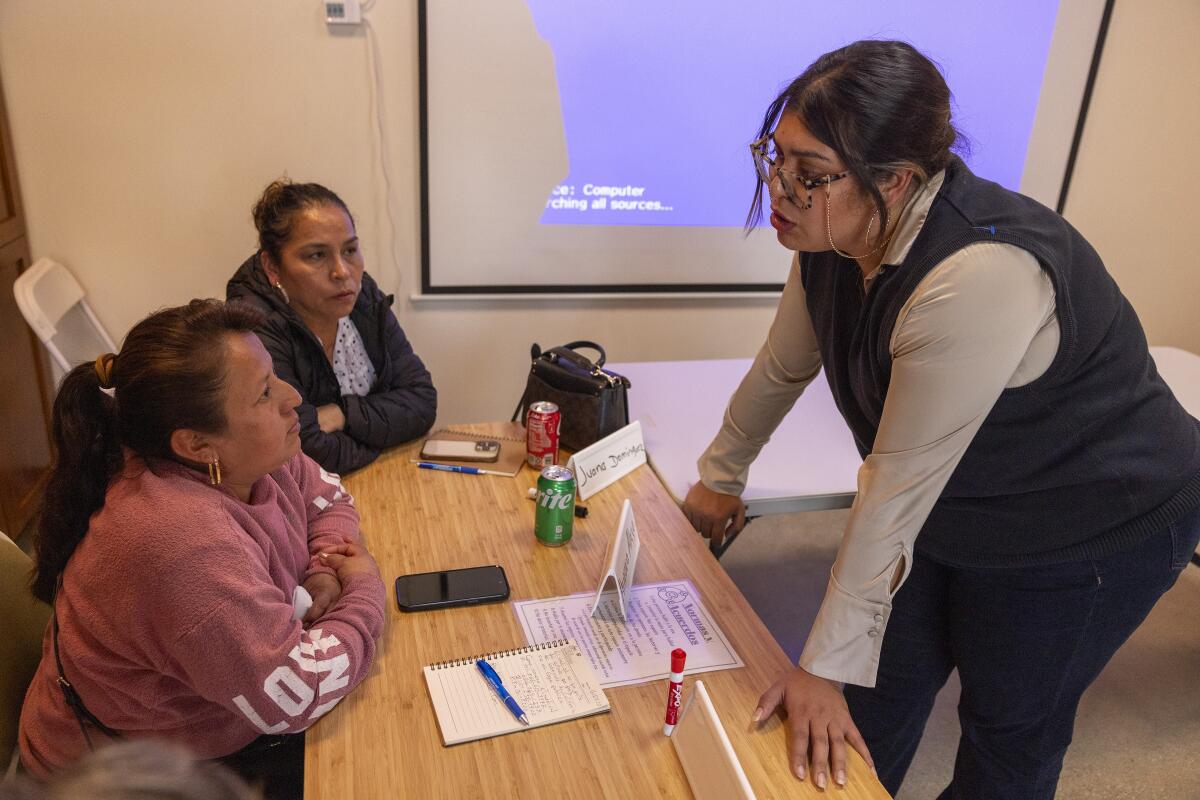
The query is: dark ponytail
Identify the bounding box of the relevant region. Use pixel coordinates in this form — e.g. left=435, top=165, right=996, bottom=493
left=31, top=364, right=123, bottom=603
left=747, top=40, right=964, bottom=236
left=30, top=299, right=263, bottom=603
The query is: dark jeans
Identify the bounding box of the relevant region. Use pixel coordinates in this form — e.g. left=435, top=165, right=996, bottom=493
left=844, top=503, right=1200, bottom=800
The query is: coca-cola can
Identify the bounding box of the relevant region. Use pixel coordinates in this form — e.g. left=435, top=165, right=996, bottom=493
left=525, top=401, right=561, bottom=468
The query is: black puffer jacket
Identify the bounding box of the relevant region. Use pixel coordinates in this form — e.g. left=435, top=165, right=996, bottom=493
left=227, top=253, right=437, bottom=474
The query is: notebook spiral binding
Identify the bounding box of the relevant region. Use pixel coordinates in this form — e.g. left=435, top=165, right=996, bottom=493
left=430, top=639, right=568, bottom=670
left=441, top=426, right=526, bottom=444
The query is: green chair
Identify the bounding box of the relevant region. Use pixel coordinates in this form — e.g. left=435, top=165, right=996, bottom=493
left=0, top=533, right=50, bottom=776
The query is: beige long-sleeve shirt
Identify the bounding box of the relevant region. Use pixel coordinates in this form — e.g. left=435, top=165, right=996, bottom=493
left=697, top=172, right=1062, bottom=687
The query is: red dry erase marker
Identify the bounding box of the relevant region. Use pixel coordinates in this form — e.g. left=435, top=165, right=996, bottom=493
left=662, top=648, right=687, bottom=735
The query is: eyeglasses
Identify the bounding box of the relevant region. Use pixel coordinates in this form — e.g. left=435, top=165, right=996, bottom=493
left=750, top=133, right=849, bottom=210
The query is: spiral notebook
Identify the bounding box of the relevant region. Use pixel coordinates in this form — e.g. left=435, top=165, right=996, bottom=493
left=423, top=638, right=610, bottom=746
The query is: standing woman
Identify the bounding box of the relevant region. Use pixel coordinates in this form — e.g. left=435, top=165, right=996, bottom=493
left=19, top=300, right=385, bottom=798
left=683, top=41, right=1200, bottom=799
left=228, top=180, right=437, bottom=475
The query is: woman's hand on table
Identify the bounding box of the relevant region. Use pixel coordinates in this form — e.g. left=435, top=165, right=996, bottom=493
left=753, top=666, right=875, bottom=790
left=682, top=482, right=747, bottom=548
left=317, top=403, right=346, bottom=433
left=302, top=572, right=343, bottom=623
left=318, top=538, right=381, bottom=583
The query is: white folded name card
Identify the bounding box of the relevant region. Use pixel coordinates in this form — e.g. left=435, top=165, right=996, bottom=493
left=589, top=498, right=641, bottom=620
left=671, top=681, right=756, bottom=800
left=568, top=421, right=647, bottom=501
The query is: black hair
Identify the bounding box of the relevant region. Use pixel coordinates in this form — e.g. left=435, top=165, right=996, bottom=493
left=747, top=40, right=963, bottom=237
left=252, top=179, right=356, bottom=264
left=30, top=299, right=264, bottom=603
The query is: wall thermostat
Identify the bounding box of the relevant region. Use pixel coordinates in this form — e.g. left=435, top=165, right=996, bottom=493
left=325, top=0, right=362, bottom=25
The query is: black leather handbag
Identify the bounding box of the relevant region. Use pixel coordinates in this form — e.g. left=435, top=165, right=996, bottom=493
left=512, top=341, right=631, bottom=452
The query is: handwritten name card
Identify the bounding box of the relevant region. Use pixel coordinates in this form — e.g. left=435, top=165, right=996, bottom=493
left=568, top=421, right=647, bottom=500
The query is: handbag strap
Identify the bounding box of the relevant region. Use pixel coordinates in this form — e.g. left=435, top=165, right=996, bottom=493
left=559, top=340, right=606, bottom=367
left=52, top=580, right=122, bottom=750
left=545, top=346, right=609, bottom=380
left=513, top=340, right=619, bottom=422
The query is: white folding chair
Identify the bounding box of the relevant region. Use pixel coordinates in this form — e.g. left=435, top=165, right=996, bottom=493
left=12, top=258, right=116, bottom=379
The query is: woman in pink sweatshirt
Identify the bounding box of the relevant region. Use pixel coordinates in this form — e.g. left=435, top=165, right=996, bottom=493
left=19, top=299, right=386, bottom=798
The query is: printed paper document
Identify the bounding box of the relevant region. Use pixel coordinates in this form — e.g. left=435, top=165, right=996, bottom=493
left=513, top=580, right=743, bottom=688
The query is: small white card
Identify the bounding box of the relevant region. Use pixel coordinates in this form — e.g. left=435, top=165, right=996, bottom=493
left=567, top=421, right=647, bottom=500
left=292, top=585, right=313, bottom=622
left=589, top=498, right=640, bottom=620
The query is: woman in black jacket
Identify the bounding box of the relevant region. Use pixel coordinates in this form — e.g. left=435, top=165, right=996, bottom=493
left=227, top=180, right=436, bottom=474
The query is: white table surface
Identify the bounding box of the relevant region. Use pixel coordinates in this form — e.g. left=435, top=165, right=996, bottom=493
left=610, top=345, right=1200, bottom=518
left=1153, top=346, right=1200, bottom=418
left=610, top=358, right=861, bottom=516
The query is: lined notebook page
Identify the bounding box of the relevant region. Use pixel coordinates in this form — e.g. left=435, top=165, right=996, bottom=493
left=423, top=639, right=610, bottom=746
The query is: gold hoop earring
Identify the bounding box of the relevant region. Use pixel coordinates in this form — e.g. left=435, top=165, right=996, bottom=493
left=274, top=281, right=290, bottom=304
left=825, top=187, right=894, bottom=261
left=864, top=210, right=879, bottom=248
left=208, top=458, right=222, bottom=486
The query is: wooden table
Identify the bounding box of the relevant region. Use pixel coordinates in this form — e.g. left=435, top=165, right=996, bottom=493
left=304, top=423, right=891, bottom=799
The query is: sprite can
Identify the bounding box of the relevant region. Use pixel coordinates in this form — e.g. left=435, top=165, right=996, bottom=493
left=535, top=465, right=576, bottom=546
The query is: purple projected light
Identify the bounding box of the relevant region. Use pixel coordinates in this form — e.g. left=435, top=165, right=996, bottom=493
left=526, top=0, right=1059, bottom=227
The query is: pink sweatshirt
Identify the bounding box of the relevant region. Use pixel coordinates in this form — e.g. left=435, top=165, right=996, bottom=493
left=18, top=452, right=386, bottom=778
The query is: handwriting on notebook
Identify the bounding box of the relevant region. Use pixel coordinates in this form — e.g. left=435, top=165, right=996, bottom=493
left=500, top=646, right=604, bottom=719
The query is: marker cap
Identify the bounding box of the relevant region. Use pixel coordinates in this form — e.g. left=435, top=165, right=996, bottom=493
left=670, top=648, right=687, bottom=673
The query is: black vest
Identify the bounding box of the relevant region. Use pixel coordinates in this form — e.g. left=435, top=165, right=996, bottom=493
left=800, top=157, right=1200, bottom=566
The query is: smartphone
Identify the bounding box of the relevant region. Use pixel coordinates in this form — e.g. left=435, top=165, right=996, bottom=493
left=419, top=438, right=501, bottom=462
left=395, top=565, right=510, bottom=612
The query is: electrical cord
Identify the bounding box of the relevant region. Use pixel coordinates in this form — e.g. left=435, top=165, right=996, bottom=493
left=361, top=7, right=402, bottom=289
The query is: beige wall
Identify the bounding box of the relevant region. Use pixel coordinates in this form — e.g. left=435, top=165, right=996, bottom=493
left=0, top=1, right=1195, bottom=427
left=0, top=0, right=777, bottom=426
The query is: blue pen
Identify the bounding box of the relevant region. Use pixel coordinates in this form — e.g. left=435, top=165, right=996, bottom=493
left=417, top=462, right=505, bottom=476
left=475, top=659, right=529, bottom=725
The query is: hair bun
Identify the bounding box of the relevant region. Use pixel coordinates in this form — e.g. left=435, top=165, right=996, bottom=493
left=251, top=179, right=355, bottom=264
